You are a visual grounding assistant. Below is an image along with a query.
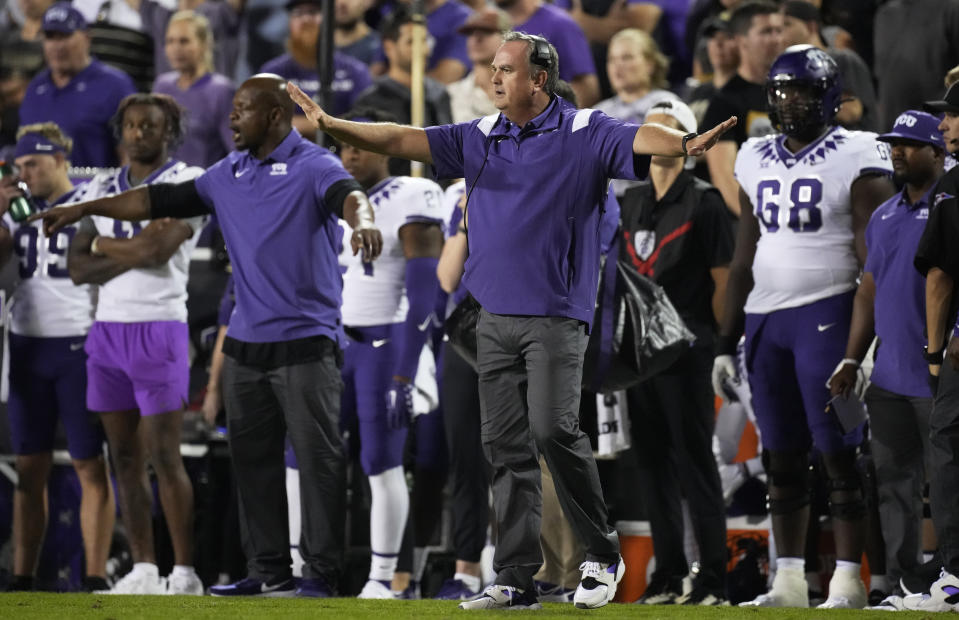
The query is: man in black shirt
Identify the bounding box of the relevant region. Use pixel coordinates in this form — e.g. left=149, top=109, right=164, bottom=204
left=701, top=1, right=783, bottom=215
left=621, top=100, right=735, bottom=607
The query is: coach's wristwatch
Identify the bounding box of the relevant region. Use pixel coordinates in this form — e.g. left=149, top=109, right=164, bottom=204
left=681, top=132, right=698, bottom=155
left=924, top=345, right=945, bottom=364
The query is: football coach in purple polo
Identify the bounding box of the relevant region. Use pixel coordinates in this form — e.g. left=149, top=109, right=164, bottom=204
left=289, top=31, right=736, bottom=610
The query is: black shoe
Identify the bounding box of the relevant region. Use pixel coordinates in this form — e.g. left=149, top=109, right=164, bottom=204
left=4, top=576, right=33, bottom=592
left=83, top=576, right=110, bottom=593
left=868, top=588, right=889, bottom=606
left=901, top=559, right=943, bottom=595
left=635, top=575, right=681, bottom=604
left=677, top=585, right=728, bottom=605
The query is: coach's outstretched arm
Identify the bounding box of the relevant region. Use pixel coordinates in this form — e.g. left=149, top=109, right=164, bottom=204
left=288, top=82, right=433, bottom=164
left=31, top=186, right=154, bottom=236
left=633, top=115, right=738, bottom=157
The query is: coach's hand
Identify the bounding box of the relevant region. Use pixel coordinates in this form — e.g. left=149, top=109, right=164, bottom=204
left=351, top=226, right=383, bottom=261
left=28, top=202, right=85, bottom=235
left=685, top=116, right=738, bottom=156
left=828, top=360, right=858, bottom=398
left=385, top=378, right=414, bottom=429
left=287, top=82, right=332, bottom=132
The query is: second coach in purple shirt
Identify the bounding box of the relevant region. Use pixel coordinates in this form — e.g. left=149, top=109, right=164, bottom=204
left=287, top=31, right=736, bottom=610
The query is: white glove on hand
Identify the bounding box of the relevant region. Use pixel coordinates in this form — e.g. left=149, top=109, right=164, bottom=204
left=712, top=354, right=738, bottom=401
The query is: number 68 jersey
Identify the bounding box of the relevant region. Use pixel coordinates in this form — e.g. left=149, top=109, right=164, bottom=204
left=735, top=126, right=892, bottom=314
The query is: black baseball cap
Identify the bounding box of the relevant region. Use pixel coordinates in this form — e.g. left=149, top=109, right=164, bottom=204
left=924, top=82, right=959, bottom=115
left=285, top=0, right=321, bottom=11
left=702, top=15, right=730, bottom=38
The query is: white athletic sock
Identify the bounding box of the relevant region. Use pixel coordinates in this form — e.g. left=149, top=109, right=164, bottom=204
left=834, top=560, right=861, bottom=577
left=367, top=466, right=408, bottom=581
left=455, top=573, right=481, bottom=592
left=172, top=565, right=196, bottom=578
left=776, top=557, right=805, bottom=574
left=133, top=562, right=159, bottom=577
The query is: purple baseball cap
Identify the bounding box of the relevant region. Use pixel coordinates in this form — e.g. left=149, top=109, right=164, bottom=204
left=877, top=110, right=946, bottom=150
left=42, top=3, right=87, bottom=34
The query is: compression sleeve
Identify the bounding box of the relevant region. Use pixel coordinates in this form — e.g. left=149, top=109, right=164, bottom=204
left=323, top=178, right=366, bottom=219
left=148, top=181, right=211, bottom=219
left=391, top=256, right=440, bottom=381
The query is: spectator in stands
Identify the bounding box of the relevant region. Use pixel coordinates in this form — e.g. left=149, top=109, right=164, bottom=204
left=0, top=67, right=32, bottom=159
left=494, top=0, right=600, bottom=106
left=622, top=100, right=732, bottom=606
left=68, top=94, right=206, bottom=595
left=874, top=0, right=959, bottom=131
left=140, top=0, right=244, bottom=81
left=0, top=0, right=52, bottom=78
left=353, top=4, right=451, bottom=175
left=686, top=16, right=738, bottom=132
left=153, top=10, right=235, bottom=168
left=0, top=123, right=114, bottom=593
left=829, top=110, right=944, bottom=603
left=447, top=7, right=509, bottom=123
left=779, top=1, right=876, bottom=131
left=19, top=3, right=136, bottom=168
left=701, top=0, right=782, bottom=215
left=261, top=0, right=372, bottom=140
left=334, top=0, right=380, bottom=65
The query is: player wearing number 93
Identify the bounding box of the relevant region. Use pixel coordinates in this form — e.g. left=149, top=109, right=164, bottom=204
left=711, top=44, right=895, bottom=609
left=0, top=123, right=114, bottom=593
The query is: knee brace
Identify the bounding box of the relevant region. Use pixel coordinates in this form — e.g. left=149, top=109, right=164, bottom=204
left=762, top=449, right=811, bottom=515
left=824, top=450, right=866, bottom=521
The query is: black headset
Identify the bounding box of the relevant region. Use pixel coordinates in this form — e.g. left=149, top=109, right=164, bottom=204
left=528, top=34, right=552, bottom=69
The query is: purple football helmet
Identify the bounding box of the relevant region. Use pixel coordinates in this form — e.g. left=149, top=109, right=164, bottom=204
left=766, top=44, right=842, bottom=137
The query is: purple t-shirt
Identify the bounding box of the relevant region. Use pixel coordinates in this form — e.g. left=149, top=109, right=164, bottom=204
left=260, top=52, right=372, bottom=116
left=374, top=0, right=471, bottom=71
left=517, top=4, right=596, bottom=81
left=194, top=129, right=353, bottom=344
left=424, top=97, right=646, bottom=326
left=864, top=186, right=935, bottom=398
left=153, top=72, right=235, bottom=168
left=140, top=0, right=242, bottom=79
left=19, top=59, right=136, bottom=167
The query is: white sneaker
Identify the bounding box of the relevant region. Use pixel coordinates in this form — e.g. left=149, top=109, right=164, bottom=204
left=358, top=579, right=396, bottom=599
left=167, top=571, right=204, bottom=595
left=102, top=569, right=168, bottom=595
left=900, top=569, right=959, bottom=612
left=739, top=568, right=808, bottom=608
left=818, top=570, right=866, bottom=609
left=458, top=585, right=541, bottom=610
left=573, top=555, right=625, bottom=609
left=866, top=594, right=912, bottom=611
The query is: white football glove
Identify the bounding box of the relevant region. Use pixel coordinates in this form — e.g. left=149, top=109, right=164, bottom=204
left=711, top=354, right=738, bottom=401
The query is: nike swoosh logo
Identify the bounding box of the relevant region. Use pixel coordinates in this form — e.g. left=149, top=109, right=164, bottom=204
left=70, top=342, right=84, bottom=351
left=881, top=212, right=895, bottom=220
left=372, top=339, right=389, bottom=348
left=817, top=323, right=836, bottom=332
left=417, top=314, right=433, bottom=332
left=235, top=169, right=248, bottom=178
left=260, top=582, right=289, bottom=593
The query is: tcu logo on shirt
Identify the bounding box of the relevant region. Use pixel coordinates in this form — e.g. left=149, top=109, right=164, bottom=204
left=270, top=163, right=288, bottom=176
left=633, top=230, right=656, bottom=261
left=894, top=113, right=918, bottom=128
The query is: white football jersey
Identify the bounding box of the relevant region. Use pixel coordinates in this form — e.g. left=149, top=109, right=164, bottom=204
left=3, top=186, right=95, bottom=337
left=735, top=127, right=892, bottom=314
left=77, top=160, right=206, bottom=323
left=340, top=176, right=445, bottom=326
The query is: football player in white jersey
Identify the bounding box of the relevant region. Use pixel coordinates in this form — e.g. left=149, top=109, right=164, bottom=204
left=336, top=108, right=445, bottom=599
left=711, top=45, right=895, bottom=609
left=67, top=94, right=207, bottom=595
left=0, top=123, right=114, bottom=592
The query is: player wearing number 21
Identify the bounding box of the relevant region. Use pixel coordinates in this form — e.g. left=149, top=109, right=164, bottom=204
left=711, top=45, right=894, bottom=608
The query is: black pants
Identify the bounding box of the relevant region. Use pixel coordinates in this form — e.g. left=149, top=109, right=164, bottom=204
left=626, top=345, right=727, bottom=593
left=930, top=357, right=959, bottom=573
left=441, top=343, right=490, bottom=563
left=476, top=310, right=619, bottom=591
left=222, top=353, right=345, bottom=588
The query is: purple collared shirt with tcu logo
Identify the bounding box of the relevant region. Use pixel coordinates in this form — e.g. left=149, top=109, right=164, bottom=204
left=424, top=97, right=646, bottom=328
left=194, top=129, right=352, bottom=344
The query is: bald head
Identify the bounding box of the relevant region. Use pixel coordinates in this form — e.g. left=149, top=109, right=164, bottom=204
left=240, top=73, right=295, bottom=121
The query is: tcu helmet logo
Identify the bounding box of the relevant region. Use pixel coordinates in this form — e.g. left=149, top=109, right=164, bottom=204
left=633, top=230, right=656, bottom=261
left=895, top=113, right=918, bottom=128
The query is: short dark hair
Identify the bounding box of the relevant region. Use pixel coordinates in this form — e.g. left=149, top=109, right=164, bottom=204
left=111, top=93, right=186, bottom=149
left=380, top=4, right=413, bottom=42
left=782, top=0, right=821, bottom=25
left=728, top=0, right=779, bottom=37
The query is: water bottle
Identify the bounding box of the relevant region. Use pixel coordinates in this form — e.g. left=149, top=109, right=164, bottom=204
left=0, top=161, right=35, bottom=223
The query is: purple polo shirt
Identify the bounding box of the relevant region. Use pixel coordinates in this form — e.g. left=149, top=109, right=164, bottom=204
left=260, top=52, right=372, bottom=116
left=194, top=129, right=352, bottom=344
left=19, top=59, right=136, bottom=167
left=517, top=4, right=596, bottom=81
left=425, top=97, right=647, bottom=326
left=153, top=72, right=235, bottom=168
left=864, top=185, right=935, bottom=398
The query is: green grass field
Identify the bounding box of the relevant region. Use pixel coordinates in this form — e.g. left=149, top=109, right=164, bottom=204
left=0, top=594, right=938, bottom=619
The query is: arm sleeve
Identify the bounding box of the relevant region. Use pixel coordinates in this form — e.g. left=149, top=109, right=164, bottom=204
left=323, top=178, right=366, bottom=220
left=856, top=137, right=893, bottom=178
left=425, top=123, right=467, bottom=180
left=148, top=181, right=212, bottom=219
left=587, top=110, right=650, bottom=180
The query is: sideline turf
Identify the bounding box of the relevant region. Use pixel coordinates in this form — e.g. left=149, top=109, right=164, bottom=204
left=0, top=594, right=931, bottom=619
